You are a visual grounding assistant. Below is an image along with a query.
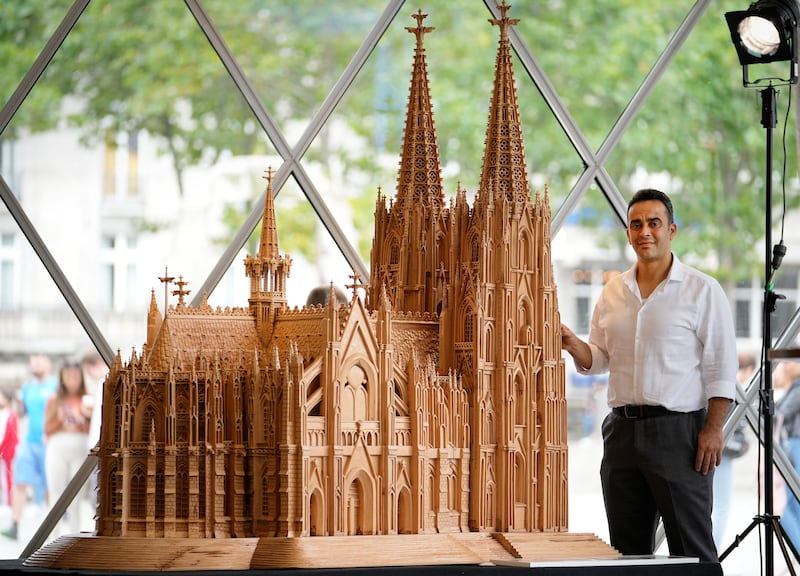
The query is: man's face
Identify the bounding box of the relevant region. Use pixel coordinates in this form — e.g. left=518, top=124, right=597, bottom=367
left=29, top=354, right=51, bottom=380
left=626, top=199, right=676, bottom=263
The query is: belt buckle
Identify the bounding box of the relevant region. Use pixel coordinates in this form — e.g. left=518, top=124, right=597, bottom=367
left=623, top=405, right=643, bottom=419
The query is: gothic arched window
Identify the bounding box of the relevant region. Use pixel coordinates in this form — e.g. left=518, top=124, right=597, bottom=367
left=464, top=312, right=474, bottom=342
left=130, top=466, right=146, bottom=518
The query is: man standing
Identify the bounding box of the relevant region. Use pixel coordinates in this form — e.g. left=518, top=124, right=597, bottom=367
left=2, top=354, right=57, bottom=540
left=561, top=188, right=737, bottom=562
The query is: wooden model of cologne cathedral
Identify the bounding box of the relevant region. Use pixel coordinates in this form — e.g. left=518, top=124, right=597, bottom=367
left=92, top=1, right=570, bottom=550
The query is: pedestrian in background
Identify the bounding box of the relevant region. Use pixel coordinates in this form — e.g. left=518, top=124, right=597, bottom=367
left=2, top=354, right=57, bottom=540
left=44, top=360, right=91, bottom=536
left=775, top=359, right=800, bottom=549
left=0, top=390, right=18, bottom=507
left=80, top=350, right=107, bottom=453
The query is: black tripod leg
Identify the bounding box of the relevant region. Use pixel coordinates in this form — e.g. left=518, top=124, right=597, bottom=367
left=720, top=516, right=763, bottom=562
left=773, top=516, right=800, bottom=575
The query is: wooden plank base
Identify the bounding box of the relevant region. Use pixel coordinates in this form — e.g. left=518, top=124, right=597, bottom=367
left=23, top=532, right=619, bottom=571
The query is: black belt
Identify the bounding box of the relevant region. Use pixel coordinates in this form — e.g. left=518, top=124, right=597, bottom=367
left=612, top=405, right=675, bottom=419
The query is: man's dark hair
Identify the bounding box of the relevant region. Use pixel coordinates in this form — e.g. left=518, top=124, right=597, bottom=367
left=627, top=188, right=674, bottom=225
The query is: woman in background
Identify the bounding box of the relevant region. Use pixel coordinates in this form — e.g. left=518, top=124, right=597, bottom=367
left=0, top=390, right=18, bottom=507
left=44, top=361, right=91, bottom=536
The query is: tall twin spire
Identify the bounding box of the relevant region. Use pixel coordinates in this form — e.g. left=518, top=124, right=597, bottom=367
left=395, top=9, right=444, bottom=208
left=395, top=1, right=529, bottom=207
left=479, top=0, right=530, bottom=203
left=372, top=1, right=531, bottom=315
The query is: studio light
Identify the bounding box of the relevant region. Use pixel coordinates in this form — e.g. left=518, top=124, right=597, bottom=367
left=725, top=0, right=800, bottom=85
left=721, top=3, right=800, bottom=575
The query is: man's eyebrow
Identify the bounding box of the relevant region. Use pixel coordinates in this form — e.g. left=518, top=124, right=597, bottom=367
left=628, top=216, right=662, bottom=225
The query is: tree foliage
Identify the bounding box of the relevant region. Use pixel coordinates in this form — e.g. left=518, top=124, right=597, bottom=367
left=0, top=0, right=796, bottom=286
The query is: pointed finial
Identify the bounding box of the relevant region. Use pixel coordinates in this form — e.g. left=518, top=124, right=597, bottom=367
left=406, top=9, right=434, bottom=48
left=263, top=166, right=274, bottom=185
left=489, top=0, right=519, bottom=38
left=171, top=275, right=191, bottom=307
left=149, top=289, right=160, bottom=314
left=318, top=282, right=334, bottom=309
left=346, top=270, right=363, bottom=301
left=159, top=266, right=175, bottom=316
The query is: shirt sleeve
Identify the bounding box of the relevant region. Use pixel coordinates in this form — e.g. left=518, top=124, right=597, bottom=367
left=697, top=279, right=737, bottom=401
left=576, top=289, right=610, bottom=376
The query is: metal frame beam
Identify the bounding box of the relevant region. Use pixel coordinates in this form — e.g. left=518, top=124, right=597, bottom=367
left=185, top=0, right=406, bottom=304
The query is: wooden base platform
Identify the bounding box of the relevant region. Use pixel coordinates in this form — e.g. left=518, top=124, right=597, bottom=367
left=23, top=532, right=619, bottom=571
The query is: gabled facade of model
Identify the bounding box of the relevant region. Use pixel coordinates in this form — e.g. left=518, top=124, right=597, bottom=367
left=95, top=2, right=567, bottom=539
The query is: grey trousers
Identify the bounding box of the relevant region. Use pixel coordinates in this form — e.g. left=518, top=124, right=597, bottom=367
left=600, top=408, right=717, bottom=562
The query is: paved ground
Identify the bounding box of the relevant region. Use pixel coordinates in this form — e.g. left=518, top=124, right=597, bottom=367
left=0, top=433, right=792, bottom=575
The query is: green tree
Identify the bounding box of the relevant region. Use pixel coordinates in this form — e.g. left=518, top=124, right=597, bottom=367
left=0, top=0, right=794, bottom=288
left=514, top=0, right=799, bottom=289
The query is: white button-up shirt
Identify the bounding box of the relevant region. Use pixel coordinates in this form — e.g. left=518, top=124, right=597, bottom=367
left=576, top=254, right=737, bottom=412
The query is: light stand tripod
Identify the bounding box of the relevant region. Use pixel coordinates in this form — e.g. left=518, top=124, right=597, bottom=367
left=719, top=84, right=800, bottom=576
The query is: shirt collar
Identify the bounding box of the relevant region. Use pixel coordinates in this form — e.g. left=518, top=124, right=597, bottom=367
left=623, top=253, right=682, bottom=294
left=666, top=253, right=683, bottom=281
